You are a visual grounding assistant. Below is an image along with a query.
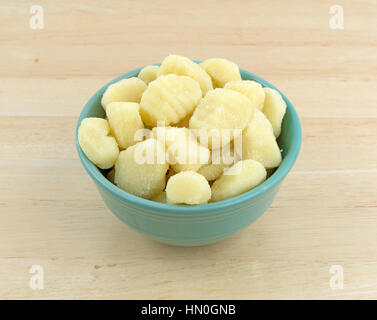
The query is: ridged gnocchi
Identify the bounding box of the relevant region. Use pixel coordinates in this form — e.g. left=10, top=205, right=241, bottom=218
left=153, top=126, right=210, bottom=172
left=242, top=110, right=282, bottom=169
left=160, top=54, right=213, bottom=95
left=106, top=102, right=144, bottom=149
left=166, top=171, right=211, bottom=205
left=114, top=139, right=169, bottom=199
left=78, top=118, right=119, bottom=169
left=101, top=77, right=147, bottom=110
left=263, top=88, right=287, bottom=138
left=138, top=65, right=160, bottom=84
left=201, top=58, right=241, bottom=88
left=225, top=80, right=265, bottom=111
left=189, top=88, right=253, bottom=148
left=140, top=74, right=202, bottom=127
left=211, top=160, right=267, bottom=202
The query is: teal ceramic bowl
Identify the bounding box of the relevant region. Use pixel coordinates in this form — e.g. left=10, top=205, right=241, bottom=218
left=76, top=64, right=302, bottom=246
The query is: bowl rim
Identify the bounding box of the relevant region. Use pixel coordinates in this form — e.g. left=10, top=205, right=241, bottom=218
left=75, top=64, right=302, bottom=215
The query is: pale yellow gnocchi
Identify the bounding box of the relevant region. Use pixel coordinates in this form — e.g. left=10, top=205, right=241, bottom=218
left=211, top=160, right=267, bottom=202
left=106, top=102, right=144, bottom=149
left=197, top=144, right=238, bottom=181
left=197, top=163, right=226, bottom=182
left=225, top=80, right=265, bottom=111
left=263, top=88, right=287, bottom=138
left=140, top=74, right=202, bottom=127
left=201, top=58, right=241, bottom=88
left=166, top=171, right=211, bottom=205
left=114, top=139, right=169, bottom=199
left=160, top=54, right=213, bottom=95
left=189, top=88, right=253, bottom=148
left=242, top=110, right=282, bottom=169
left=78, top=118, right=119, bottom=169
left=153, top=126, right=210, bottom=173
left=101, top=77, right=147, bottom=110
left=138, top=65, right=160, bottom=84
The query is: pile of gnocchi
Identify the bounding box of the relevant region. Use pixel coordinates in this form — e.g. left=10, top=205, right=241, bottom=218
left=78, top=54, right=286, bottom=205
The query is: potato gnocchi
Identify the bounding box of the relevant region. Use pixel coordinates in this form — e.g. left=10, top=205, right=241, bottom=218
left=140, top=74, right=202, bottom=127
left=166, top=171, right=211, bottom=205
left=114, top=139, right=169, bottom=199
left=197, top=143, right=238, bottom=181
left=78, top=54, right=286, bottom=205
left=189, top=88, right=253, bottom=148
left=138, top=65, right=160, bottom=84
left=201, top=58, right=241, bottom=88
left=106, top=102, right=144, bottom=149
left=225, top=80, right=265, bottom=111
left=242, top=110, right=282, bottom=169
left=78, top=118, right=119, bottom=169
left=262, top=88, right=287, bottom=138
left=101, top=77, right=147, bottom=110
left=160, top=54, right=213, bottom=95
left=197, top=163, right=226, bottom=182
left=211, top=160, right=267, bottom=202
left=153, top=126, right=210, bottom=173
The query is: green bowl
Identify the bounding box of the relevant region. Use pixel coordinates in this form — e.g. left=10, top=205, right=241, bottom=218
left=76, top=64, right=302, bottom=246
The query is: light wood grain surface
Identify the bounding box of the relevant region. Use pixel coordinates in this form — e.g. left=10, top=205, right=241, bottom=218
left=0, top=0, right=376, bottom=300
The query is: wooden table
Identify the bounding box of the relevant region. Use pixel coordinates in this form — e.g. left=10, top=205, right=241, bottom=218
left=1, top=0, right=376, bottom=299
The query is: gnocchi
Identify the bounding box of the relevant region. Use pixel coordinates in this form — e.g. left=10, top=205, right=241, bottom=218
left=106, top=102, right=144, bottom=149
left=189, top=88, right=253, bottom=148
left=197, top=144, right=238, bottom=181
left=153, top=126, right=210, bottom=172
left=242, top=109, right=282, bottom=169
left=263, top=88, right=287, bottom=138
left=138, top=65, right=160, bottom=84
left=160, top=54, right=213, bottom=95
left=197, top=163, right=226, bottom=182
left=166, top=171, right=211, bottom=205
left=225, top=80, right=265, bottom=111
left=201, top=58, right=241, bottom=88
left=114, top=139, right=169, bottom=199
left=211, top=160, right=267, bottom=202
left=140, top=74, right=202, bottom=127
left=101, top=77, right=147, bottom=110
left=78, top=118, right=119, bottom=169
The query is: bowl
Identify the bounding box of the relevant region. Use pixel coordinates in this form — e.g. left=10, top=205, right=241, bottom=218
left=76, top=64, right=302, bottom=246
